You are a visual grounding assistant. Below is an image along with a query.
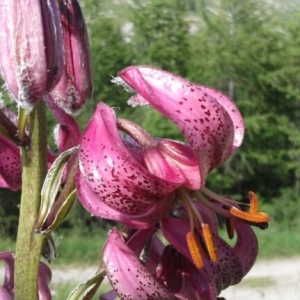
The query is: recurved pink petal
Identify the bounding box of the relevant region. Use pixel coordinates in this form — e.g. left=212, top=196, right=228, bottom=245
left=0, top=136, right=21, bottom=190
left=233, top=220, right=258, bottom=276
left=118, top=66, right=235, bottom=188
left=103, top=228, right=177, bottom=300
left=198, top=86, right=244, bottom=153
left=77, top=103, right=178, bottom=217
left=203, top=236, right=243, bottom=293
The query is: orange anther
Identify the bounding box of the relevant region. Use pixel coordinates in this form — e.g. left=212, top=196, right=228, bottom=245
left=248, top=191, right=258, bottom=214
left=229, top=206, right=270, bottom=223
left=202, top=224, right=218, bottom=263
left=186, top=231, right=204, bottom=269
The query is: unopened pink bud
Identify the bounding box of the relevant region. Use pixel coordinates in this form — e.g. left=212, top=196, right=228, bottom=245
left=0, top=0, right=64, bottom=112
left=49, top=0, right=93, bottom=115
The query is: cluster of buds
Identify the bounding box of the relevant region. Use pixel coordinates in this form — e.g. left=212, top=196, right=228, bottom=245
left=0, top=0, right=92, bottom=114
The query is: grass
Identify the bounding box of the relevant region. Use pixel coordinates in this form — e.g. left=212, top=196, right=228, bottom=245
left=52, top=229, right=107, bottom=266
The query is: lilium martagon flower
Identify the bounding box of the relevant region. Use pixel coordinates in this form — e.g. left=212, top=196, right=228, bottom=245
left=101, top=212, right=257, bottom=300
left=76, top=66, right=269, bottom=232
left=46, top=0, right=93, bottom=116
left=0, top=0, right=64, bottom=112
left=0, top=252, right=52, bottom=300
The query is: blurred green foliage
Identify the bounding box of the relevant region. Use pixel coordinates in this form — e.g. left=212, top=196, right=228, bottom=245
left=0, top=0, right=300, bottom=237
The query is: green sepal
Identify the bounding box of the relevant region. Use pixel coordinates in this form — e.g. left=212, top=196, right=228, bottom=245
left=40, top=189, right=76, bottom=234
left=67, top=269, right=106, bottom=300
left=36, top=146, right=78, bottom=229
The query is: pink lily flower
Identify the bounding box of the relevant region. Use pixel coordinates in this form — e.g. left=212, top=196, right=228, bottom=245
left=102, top=212, right=256, bottom=300
left=77, top=66, right=268, bottom=228
left=0, top=0, right=64, bottom=112
left=0, top=252, right=52, bottom=300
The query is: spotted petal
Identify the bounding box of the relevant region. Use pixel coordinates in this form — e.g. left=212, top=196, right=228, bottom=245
left=198, top=86, right=244, bottom=153
left=77, top=103, right=178, bottom=219
left=118, top=66, right=235, bottom=188
left=102, top=228, right=177, bottom=300
left=233, top=220, right=258, bottom=275
left=0, top=136, right=21, bottom=190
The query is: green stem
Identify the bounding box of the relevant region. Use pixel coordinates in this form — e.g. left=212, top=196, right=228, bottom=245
left=14, top=102, right=47, bottom=299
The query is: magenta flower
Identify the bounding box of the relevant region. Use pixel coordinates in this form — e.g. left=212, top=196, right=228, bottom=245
left=77, top=66, right=268, bottom=228
left=0, top=252, right=52, bottom=300
left=102, top=211, right=258, bottom=300
left=48, top=0, right=93, bottom=115
left=0, top=0, right=64, bottom=111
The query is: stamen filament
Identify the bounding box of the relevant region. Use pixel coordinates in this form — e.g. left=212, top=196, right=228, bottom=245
left=178, top=188, right=203, bottom=229
left=186, top=231, right=204, bottom=269
left=201, top=186, right=238, bottom=206
left=194, top=192, right=231, bottom=219
left=202, top=224, right=218, bottom=263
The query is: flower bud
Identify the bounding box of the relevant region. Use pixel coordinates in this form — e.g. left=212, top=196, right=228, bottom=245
left=49, top=0, right=93, bottom=115
left=0, top=0, right=64, bottom=112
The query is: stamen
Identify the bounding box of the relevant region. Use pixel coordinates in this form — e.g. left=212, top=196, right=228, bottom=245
left=229, top=207, right=270, bottom=223
left=186, top=231, right=204, bottom=269
left=248, top=191, right=258, bottom=214
left=202, top=224, right=218, bottom=263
